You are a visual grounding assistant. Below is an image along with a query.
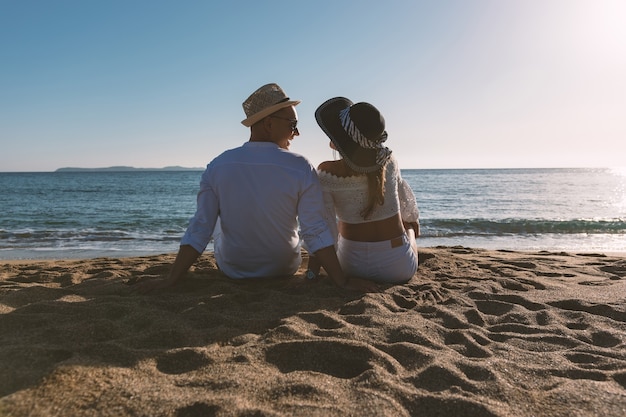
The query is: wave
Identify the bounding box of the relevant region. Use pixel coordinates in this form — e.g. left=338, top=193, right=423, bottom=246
left=2, top=218, right=623, bottom=250
left=1, top=218, right=624, bottom=259
left=422, top=218, right=626, bottom=237
left=0, top=228, right=184, bottom=248
left=0, top=228, right=184, bottom=260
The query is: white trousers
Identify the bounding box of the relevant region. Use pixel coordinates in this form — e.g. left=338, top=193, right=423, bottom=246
left=337, top=231, right=418, bottom=283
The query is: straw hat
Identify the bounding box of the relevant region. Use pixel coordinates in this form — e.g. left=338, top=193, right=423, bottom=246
left=315, top=97, right=392, bottom=173
left=241, top=83, right=301, bottom=127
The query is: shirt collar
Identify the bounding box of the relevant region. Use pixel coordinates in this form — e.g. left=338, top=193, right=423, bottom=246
left=244, top=141, right=281, bottom=149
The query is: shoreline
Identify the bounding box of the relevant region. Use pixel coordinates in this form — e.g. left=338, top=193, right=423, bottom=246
left=2, top=246, right=625, bottom=264
left=1, top=247, right=625, bottom=416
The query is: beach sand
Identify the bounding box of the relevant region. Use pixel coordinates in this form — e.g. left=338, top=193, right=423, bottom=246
left=1, top=247, right=625, bottom=416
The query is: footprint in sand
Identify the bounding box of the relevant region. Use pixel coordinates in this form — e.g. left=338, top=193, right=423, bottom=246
left=156, top=348, right=213, bottom=375
left=176, top=402, right=221, bottom=417
left=549, top=300, right=626, bottom=323
left=265, top=339, right=398, bottom=379
left=407, top=363, right=478, bottom=392
left=444, top=330, right=492, bottom=358
left=402, top=389, right=500, bottom=417
left=297, top=311, right=345, bottom=330
left=600, top=261, right=626, bottom=278
left=565, top=351, right=625, bottom=371
left=613, top=372, right=626, bottom=389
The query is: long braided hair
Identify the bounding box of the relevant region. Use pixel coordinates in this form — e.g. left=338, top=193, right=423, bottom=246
left=360, top=164, right=387, bottom=220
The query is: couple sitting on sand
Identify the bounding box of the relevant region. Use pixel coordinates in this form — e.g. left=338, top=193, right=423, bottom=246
left=135, top=83, right=420, bottom=294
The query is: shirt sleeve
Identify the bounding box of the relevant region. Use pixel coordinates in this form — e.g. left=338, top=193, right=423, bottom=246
left=180, top=169, right=220, bottom=253
left=321, top=188, right=339, bottom=247
left=297, top=167, right=336, bottom=254
left=397, top=168, right=420, bottom=223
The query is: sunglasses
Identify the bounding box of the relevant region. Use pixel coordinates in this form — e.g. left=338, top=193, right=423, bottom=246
left=270, top=115, right=298, bottom=132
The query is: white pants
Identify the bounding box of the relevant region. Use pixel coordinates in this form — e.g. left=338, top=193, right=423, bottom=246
left=337, top=231, right=418, bottom=283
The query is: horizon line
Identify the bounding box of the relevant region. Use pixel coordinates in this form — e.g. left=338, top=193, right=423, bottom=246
left=2, top=165, right=624, bottom=173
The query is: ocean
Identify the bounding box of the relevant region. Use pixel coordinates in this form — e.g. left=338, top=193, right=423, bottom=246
left=1, top=168, right=625, bottom=260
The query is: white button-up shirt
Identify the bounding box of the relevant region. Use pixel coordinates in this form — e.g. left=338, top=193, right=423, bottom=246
left=181, top=141, right=334, bottom=278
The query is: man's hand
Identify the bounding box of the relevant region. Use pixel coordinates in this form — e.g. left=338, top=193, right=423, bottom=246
left=130, top=245, right=200, bottom=295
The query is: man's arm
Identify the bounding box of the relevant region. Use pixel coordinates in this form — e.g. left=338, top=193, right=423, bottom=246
left=133, top=245, right=201, bottom=293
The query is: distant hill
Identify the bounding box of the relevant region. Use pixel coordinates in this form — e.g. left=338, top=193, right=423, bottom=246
left=55, top=166, right=204, bottom=172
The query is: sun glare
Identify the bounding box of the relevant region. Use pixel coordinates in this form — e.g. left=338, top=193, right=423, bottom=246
left=575, top=1, right=626, bottom=59
left=609, top=167, right=626, bottom=177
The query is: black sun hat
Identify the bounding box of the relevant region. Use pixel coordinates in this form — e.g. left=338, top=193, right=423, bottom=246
left=315, top=97, right=392, bottom=173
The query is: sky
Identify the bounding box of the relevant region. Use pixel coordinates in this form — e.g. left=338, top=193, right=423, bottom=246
left=1, top=0, right=625, bottom=172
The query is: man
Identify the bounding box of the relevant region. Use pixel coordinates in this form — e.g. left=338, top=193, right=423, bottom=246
left=136, top=83, right=378, bottom=293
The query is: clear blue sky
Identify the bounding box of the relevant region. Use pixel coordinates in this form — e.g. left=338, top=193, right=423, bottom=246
left=1, top=0, right=625, bottom=172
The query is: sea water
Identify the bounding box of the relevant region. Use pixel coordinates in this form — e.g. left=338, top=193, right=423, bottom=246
left=404, top=168, right=626, bottom=253
left=1, top=168, right=624, bottom=260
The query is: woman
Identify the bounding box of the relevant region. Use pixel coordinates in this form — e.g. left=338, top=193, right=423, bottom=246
left=307, top=97, right=420, bottom=283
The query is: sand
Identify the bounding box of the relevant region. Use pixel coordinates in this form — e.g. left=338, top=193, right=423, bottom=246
left=1, top=246, right=625, bottom=417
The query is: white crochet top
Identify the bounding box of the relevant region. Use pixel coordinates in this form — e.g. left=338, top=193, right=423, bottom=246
left=317, top=157, right=419, bottom=241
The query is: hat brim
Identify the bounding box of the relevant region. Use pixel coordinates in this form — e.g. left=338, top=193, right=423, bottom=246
left=315, top=97, right=382, bottom=173
left=241, top=100, right=301, bottom=127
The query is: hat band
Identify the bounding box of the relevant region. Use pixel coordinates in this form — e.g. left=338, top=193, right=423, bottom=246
left=339, top=107, right=392, bottom=166
left=339, top=107, right=379, bottom=149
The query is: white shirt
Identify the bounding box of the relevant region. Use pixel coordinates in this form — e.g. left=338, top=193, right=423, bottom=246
left=317, top=156, right=420, bottom=243
left=181, top=141, right=334, bottom=278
